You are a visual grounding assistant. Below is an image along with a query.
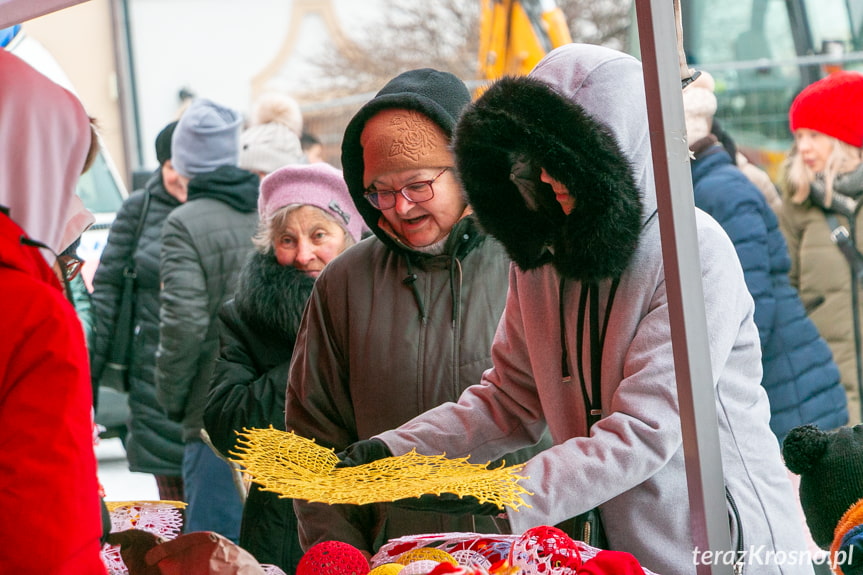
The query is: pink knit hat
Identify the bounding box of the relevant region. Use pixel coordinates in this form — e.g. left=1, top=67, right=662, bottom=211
left=789, top=71, right=863, bottom=148
left=258, top=162, right=367, bottom=242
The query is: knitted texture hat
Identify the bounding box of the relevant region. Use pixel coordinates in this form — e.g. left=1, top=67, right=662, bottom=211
left=155, top=120, right=178, bottom=165
left=340, top=68, right=471, bottom=246
left=783, top=424, right=863, bottom=548
left=360, top=108, right=453, bottom=187
left=682, top=71, right=717, bottom=146
left=789, top=71, right=863, bottom=148
left=171, top=98, right=242, bottom=177
left=239, top=122, right=305, bottom=175
left=258, top=162, right=366, bottom=242
left=250, top=91, right=303, bottom=136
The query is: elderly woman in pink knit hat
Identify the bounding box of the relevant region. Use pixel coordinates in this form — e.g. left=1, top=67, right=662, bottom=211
left=203, top=162, right=365, bottom=573
left=778, top=71, right=863, bottom=425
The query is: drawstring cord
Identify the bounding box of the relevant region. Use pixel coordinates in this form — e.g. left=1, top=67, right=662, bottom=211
left=401, top=231, right=472, bottom=326
left=450, top=252, right=460, bottom=326
left=403, top=255, right=426, bottom=323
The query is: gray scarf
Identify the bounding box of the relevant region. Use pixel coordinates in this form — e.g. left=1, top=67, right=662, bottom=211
left=810, top=164, right=863, bottom=218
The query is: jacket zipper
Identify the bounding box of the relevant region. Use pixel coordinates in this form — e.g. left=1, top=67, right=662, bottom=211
left=726, top=486, right=745, bottom=575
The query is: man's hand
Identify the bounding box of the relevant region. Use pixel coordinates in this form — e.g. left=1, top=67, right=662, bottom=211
left=335, top=438, right=393, bottom=468
left=393, top=493, right=503, bottom=516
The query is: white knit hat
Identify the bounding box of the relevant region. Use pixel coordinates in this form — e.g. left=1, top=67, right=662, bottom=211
left=239, top=123, right=305, bottom=175
left=250, top=91, right=303, bottom=136
left=682, top=71, right=718, bottom=146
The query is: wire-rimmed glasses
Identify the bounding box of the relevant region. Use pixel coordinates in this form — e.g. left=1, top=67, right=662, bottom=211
left=363, top=167, right=449, bottom=210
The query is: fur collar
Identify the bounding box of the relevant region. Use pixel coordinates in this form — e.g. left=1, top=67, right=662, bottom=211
left=453, top=75, right=643, bottom=282
left=233, top=251, right=315, bottom=341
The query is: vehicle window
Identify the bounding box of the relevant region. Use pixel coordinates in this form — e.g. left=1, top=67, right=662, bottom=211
left=804, top=0, right=855, bottom=53
left=852, top=0, right=863, bottom=48
left=762, top=0, right=796, bottom=62
left=689, top=0, right=754, bottom=64
left=679, top=0, right=800, bottom=155
left=76, top=149, right=124, bottom=215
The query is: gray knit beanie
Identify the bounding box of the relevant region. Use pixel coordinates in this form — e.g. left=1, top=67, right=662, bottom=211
left=172, top=98, right=242, bottom=177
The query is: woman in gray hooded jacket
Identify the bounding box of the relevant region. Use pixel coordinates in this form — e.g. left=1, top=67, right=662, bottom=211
left=339, top=44, right=812, bottom=575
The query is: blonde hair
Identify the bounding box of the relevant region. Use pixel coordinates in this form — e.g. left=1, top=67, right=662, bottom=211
left=783, top=136, right=863, bottom=206
left=251, top=203, right=356, bottom=255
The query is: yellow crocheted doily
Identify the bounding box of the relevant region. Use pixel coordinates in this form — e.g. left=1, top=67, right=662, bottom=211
left=229, top=427, right=532, bottom=511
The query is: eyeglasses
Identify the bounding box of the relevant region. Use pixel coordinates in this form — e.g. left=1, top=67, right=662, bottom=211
left=58, top=255, right=84, bottom=281
left=363, top=167, right=449, bottom=210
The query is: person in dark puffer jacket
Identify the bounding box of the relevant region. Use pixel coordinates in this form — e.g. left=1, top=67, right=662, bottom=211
left=155, top=98, right=259, bottom=542
left=91, top=120, right=187, bottom=501
left=683, top=72, right=848, bottom=443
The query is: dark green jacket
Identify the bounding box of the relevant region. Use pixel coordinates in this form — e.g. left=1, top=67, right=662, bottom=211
left=91, top=175, right=184, bottom=473
left=156, top=166, right=259, bottom=441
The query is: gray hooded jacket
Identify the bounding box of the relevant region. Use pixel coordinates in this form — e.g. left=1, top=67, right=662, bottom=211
left=377, top=44, right=811, bottom=575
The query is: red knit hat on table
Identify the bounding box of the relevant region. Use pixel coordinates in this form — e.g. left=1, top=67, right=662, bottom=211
left=789, top=71, right=863, bottom=148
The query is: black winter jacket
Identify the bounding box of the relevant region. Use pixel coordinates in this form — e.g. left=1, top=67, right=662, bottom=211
left=155, top=166, right=259, bottom=441
left=91, top=173, right=184, bottom=475
left=205, top=252, right=314, bottom=572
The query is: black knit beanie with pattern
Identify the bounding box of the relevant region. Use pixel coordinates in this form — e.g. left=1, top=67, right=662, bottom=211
left=783, top=424, right=863, bottom=549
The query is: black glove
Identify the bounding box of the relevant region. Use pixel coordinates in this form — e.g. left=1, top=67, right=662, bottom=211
left=335, top=438, right=393, bottom=468
left=393, top=492, right=503, bottom=516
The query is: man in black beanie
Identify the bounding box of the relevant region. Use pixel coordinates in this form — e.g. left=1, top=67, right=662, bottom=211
left=154, top=120, right=187, bottom=202
left=285, top=68, right=551, bottom=557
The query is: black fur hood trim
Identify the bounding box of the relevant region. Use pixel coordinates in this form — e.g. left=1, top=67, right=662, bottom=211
left=233, top=251, right=316, bottom=341
left=453, top=75, right=643, bottom=281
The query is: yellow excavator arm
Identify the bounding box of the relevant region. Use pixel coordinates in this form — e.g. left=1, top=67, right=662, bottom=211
left=478, top=0, right=573, bottom=80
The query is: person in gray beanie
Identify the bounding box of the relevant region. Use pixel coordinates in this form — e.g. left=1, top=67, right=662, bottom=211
left=284, top=68, right=552, bottom=558
left=155, top=97, right=259, bottom=543
left=171, top=98, right=243, bottom=178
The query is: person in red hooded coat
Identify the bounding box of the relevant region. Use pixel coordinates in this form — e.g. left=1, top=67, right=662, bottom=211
left=0, top=48, right=106, bottom=574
